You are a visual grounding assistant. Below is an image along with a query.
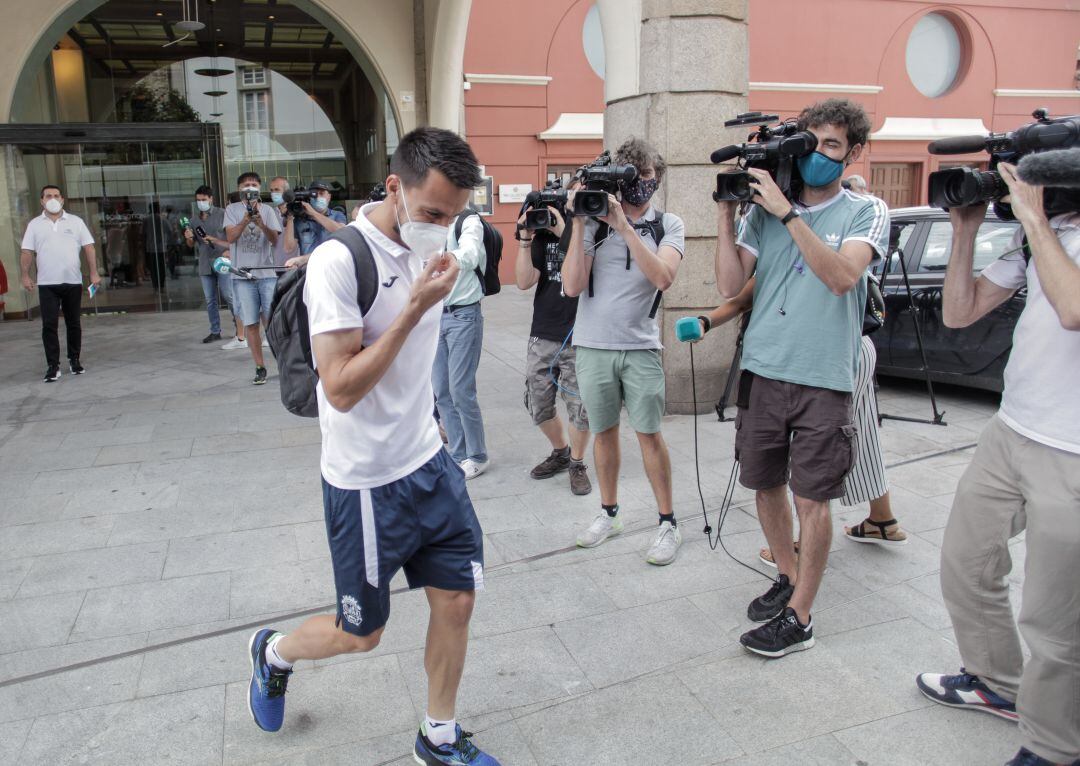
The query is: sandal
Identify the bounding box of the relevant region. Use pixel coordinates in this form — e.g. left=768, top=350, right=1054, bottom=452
left=758, top=541, right=799, bottom=569
left=845, top=517, right=908, bottom=546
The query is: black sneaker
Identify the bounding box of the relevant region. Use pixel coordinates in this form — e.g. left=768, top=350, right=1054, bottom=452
left=747, top=573, right=794, bottom=622
left=202, top=332, right=222, bottom=344
left=253, top=366, right=268, bottom=385
left=530, top=449, right=571, bottom=479
left=69, top=358, right=85, bottom=375
left=44, top=365, right=61, bottom=382
left=740, top=607, right=815, bottom=658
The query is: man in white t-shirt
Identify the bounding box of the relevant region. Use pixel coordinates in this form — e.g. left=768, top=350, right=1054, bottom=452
left=243, top=128, right=503, bottom=766
left=916, top=162, right=1080, bottom=766
left=19, top=184, right=99, bottom=382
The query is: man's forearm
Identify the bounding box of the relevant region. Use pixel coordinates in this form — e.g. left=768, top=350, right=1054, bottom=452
left=714, top=215, right=746, bottom=298
left=312, top=211, right=344, bottom=233
left=20, top=249, right=33, bottom=281
left=941, top=229, right=980, bottom=327
left=514, top=241, right=539, bottom=290
left=1023, top=215, right=1080, bottom=329
left=225, top=222, right=246, bottom=243
left=324, top=308, right=423, bottom=412
left=621, top=224, right=675, bottom=291
left=83, top=245, right=98, bottom=276
left=786, top=219, right=863, bottom=295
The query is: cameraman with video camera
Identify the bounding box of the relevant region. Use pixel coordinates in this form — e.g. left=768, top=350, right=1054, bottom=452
left=514, top=181, right=592, bottom=496
left=562, top=138, right=685, bottom=566
left=916, top=135, right=1080, bottom=764
left=714, top=99, right=890, bottom=658
left=295, top=179, right=347, bottom=256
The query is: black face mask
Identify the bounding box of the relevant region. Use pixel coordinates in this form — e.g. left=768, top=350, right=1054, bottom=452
left=620, top=177, right=658, bottom=206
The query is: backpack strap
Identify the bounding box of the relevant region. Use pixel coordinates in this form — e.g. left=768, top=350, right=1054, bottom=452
left=329, top=226, right=378, bottom=315
left=587, top=216, right=668, bottom=318
left=588, top=221, right=609, bottom=298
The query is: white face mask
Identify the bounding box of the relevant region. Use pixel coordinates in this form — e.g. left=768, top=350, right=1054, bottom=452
left=396, top=190, right=448, bottom=257
left=44, top=199, right=62, bottom=215
left=196, top=200, right=211, bottom=212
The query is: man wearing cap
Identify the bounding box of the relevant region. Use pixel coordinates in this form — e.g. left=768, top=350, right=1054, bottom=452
left=295, top=180, right=347, bottom=257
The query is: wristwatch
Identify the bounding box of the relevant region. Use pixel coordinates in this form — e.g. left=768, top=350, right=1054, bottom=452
left=780, top=208, right=800, bottom=226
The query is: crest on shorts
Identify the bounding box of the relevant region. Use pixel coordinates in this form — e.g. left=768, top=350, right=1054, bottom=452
left=340, top=594, right=363, bottom=626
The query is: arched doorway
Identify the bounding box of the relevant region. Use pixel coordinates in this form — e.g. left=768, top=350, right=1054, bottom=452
left=1, top=0, right=403, bottom=314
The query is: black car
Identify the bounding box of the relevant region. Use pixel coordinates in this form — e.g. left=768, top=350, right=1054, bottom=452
left=871, top=206, right=1024, bottom=392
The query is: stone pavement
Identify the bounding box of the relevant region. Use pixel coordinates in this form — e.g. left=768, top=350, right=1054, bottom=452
left=0, top=291, right=1025, bottom=765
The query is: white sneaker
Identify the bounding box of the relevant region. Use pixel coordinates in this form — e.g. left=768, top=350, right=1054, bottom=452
left=646, top=521, right=682, bottom=566
left=576, top=513, right=624, bottom=548
left=460, top=458, right=489, bottom=480
left=222, top=337, right=247, bottom=350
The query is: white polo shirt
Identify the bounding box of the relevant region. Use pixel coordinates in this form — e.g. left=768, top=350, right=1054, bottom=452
left=982, top=213, right=1080, bottom=454
left=20, top=211, right=94, bottom=285
left=303, top=203, right=443, bottom=489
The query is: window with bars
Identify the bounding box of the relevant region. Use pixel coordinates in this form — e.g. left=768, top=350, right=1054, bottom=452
left=243, top=90, right=269, bottom=132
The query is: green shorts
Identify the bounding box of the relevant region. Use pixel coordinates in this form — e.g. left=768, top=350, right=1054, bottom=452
left=574, top=346, right=665, bottom=434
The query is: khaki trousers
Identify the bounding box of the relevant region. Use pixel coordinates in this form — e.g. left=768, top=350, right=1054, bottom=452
left=941, top=415, right=1080, bottom=763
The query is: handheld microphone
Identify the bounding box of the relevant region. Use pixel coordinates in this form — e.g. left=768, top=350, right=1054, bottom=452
left=1017, top=148, right=1080, bottom=188
left=212, top=256, right=255, bottom=280
left=927, top=135, right=988, bottom=155
left=675, top=316, right=704, bottom=343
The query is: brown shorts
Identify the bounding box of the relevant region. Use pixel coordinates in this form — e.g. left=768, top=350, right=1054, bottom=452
left=734, top=371, right=857, bottom=502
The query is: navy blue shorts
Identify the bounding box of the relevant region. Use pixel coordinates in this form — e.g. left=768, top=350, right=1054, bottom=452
left=322, top=449, right=485, bottom=637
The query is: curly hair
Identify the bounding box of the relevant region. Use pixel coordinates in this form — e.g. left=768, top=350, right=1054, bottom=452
left=613, top=137, right=667, bottom=183
left=796, top=98, right=872, bottom=149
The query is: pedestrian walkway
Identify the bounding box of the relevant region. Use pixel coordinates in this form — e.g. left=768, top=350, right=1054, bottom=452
left=0, top=292, right=1021, bottom=765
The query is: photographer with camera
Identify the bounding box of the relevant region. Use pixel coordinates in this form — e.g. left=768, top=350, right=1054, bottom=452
left=268, top=177, right=300, bottom=269
left=916, top=154, right=1080, bottom=766
left=562, top=137, right=685, bottom=566
left=714, top=98, right=890, bottom=658
left=295, top=179, right=347, bottom=255
left=224, top=171, right=283, bottom=385
left=514, top=182, right=592, bottom=496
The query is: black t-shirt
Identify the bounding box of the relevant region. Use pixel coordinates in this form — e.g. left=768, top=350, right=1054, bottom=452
left=529, top=218, right=578, bottom=342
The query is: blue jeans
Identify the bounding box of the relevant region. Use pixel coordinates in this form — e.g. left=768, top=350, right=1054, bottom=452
left=433, top=303, right=487, bottom=463
left=234, top=277, right=277, bottom=327
left=200, top=273, right=234, bottom=335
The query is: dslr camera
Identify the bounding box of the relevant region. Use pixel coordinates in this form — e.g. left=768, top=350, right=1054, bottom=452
left=710, top=112, right=818, bottom=202
left=523, top=181, right=569, bottom=231
left=572, top=151, right=638, bottom=218
left=928, top=108, right=1080, bottom=209
left=241, top=188, right=261, bottom=216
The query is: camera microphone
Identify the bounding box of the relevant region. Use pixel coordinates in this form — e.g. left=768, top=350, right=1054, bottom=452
left=927, top=134, right=989, bottom=155
left=710, top=145, right=743, bottom=164
left=1017, top=148, right=1080, bottom=188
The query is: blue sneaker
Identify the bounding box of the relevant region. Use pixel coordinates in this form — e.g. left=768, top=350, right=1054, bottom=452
left=247, top=628, right=292, bottom=732
left=413, top=723, right=501, bottom=765
left=916, top=669, right=1018, bottom=722
left=1004, top=747, right=1080, bottom=765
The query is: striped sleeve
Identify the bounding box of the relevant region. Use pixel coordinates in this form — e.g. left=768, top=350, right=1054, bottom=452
left=843, top=194, right=890, bottom=259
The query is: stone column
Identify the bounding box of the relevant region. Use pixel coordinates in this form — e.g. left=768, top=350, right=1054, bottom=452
left=599, top=0, right=750, bottom=413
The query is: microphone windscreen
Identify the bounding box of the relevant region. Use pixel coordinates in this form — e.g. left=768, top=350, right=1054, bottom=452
left=710, top=144, right=743, bottom=164
left=927, top=135, right=988, bottom=155
left=1017, top=149, right=1080, bottom=188
left=212, top=256, right=232, bottom=275
left=675, top=316, right=703, bottom=343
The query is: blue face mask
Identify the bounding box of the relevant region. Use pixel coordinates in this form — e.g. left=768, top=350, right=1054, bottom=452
left=313, top=196, right=329, bottom=212
left=270, top=192, right=284, bottom=206
left=797, top=151, right=845, bottom=188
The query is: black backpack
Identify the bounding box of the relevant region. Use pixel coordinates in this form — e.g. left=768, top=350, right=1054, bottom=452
left=266, top=227, right=378, bottom=417
left=589, top=217, right=666, bottom=318
left=454, top=209, right=503, bottom=296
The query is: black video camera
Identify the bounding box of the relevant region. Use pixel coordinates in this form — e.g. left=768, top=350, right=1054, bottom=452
left=523, top=182, right=569, bottom=230
left=282, top=187, right=317, bottom=218
left=710, top=112, right=818, bottom=202
left=241, top=188, right=261, bottom=217
left=572, top=151, right=638, bottom=218
left=368, top=183, right=387, bottom=202
left=927, top=109, right=1080, bottom=209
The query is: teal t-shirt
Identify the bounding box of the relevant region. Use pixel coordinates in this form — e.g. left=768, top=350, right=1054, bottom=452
left=736, top=190, right=890, bottom=392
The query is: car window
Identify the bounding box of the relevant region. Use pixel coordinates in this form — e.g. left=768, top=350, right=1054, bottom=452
left=919, top=220, right=1021, bottom=274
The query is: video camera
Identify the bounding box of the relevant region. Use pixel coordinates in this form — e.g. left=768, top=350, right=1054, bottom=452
left=368, top=183, right=387, bottom=202
left=710, top=112, right=818, bottom=202
left=523, top=181, right=569, bottom=231
left=572, top=151, right=638, bottom=218
left=927, top=108, right=1080, bottom=209
left=282, top=187, right=317, bottom=217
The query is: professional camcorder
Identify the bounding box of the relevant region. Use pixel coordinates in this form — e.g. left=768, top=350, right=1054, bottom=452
left=572, top=151, right=638, bottom=218
left=368, top=182, right=387, bottom=202
left=710, top=112, right=818, bottom=202
left=927, top=108, right=1080, bottom=211
left=282, top=187, right=318, bottom=217
left=523, top=181, right=569, bottom=230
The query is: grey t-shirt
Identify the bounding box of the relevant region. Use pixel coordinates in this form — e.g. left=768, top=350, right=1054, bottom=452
left=572, top=207, right=685, bottom=350
left=192, top=206, right=228, bottom=276
left=223, top=201, right=282, bottom=276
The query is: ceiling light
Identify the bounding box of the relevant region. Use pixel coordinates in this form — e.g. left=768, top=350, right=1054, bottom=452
left=268, top=15, right=275, bottom=20
left=203, top=90, right=227, bottom=97
left=155, top=11, right=163, bottom=16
